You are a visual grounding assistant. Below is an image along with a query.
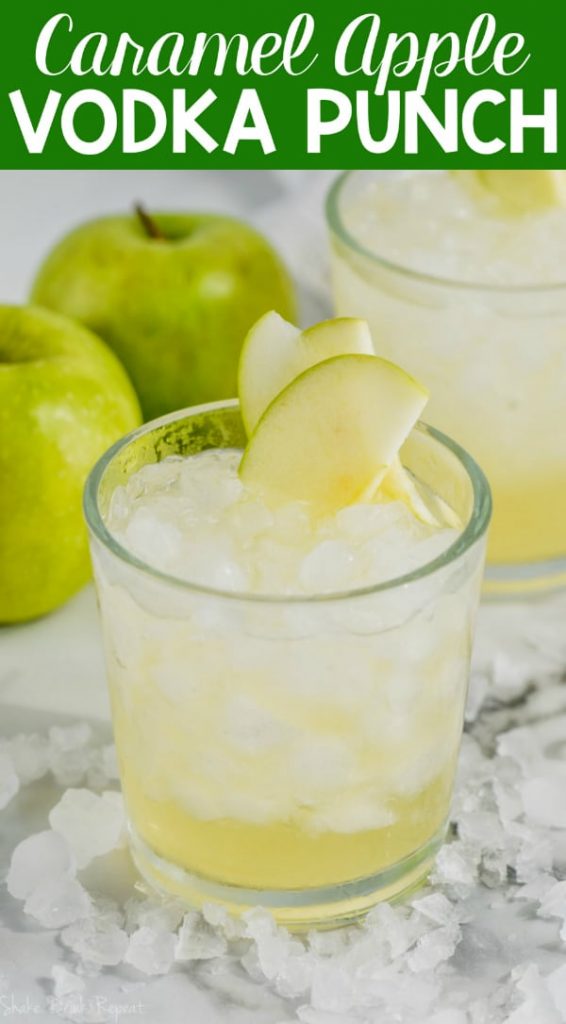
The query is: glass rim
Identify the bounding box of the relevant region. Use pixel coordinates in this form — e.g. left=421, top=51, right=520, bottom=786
left=326, top=170, right=566, bottom=296
left=83, top=399, right=492, bottom=605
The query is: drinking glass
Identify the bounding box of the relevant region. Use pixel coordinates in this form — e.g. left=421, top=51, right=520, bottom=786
left=327, top=169, right=566, bottom=595
left=84, top=401, right=490, bottom=926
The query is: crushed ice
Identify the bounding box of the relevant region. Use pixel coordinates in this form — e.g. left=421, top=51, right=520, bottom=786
left=105, top=449, right=458, bottom=596
left=3, top=599, right=566, bottom=1021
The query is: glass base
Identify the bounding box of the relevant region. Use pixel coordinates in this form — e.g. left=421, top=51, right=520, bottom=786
left=484, top=556, right=566, bottom=599
left=128, top=824, right=447, bottom=930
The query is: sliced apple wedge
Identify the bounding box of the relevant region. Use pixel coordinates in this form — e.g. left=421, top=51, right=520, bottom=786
left=376, top=458, right=439, bottom=526
left=301, top=317, right=374, bottom=357
left=376, top=459, right=462, bottom=529
left=456, top=170, right=566, bottom=214
left=238, top=313, right=437, bottom=522
left=238, top=312, right=301, bottom=435
left=238, top=312, right=374, bottom=434
left=239, top=355, right=428, bottom=515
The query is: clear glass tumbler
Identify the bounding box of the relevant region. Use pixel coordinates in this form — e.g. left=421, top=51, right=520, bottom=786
left=84, top=401, right=490, bottom=927
left=327, top=170, right=566, bottom=596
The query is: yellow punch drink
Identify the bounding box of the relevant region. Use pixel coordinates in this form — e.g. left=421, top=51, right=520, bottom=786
left=327, top=170, right=566, bottom=594
left=85, top=316, right=490, bottom=926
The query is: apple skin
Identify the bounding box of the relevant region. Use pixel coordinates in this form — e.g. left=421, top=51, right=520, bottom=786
left=0, top=305, right=141, bottom=623
left=31, top=212, right=297, bottom=421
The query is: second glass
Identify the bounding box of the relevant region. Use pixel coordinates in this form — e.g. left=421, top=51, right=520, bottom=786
left=327, top=170, right=566, bottom=596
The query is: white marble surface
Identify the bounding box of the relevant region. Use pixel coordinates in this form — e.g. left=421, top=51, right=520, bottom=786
left=1, top=171, right=566, bottom=1024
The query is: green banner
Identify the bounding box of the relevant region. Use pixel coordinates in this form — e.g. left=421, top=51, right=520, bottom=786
left=2, top=0, right=564, bottom=168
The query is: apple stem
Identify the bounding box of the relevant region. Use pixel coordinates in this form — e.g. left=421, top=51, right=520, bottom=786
left=135, top=203, right=165, bottom=241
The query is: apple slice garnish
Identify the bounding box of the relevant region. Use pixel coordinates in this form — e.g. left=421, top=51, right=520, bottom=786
left=375, top=458, right=461, bottom=529
left=239, top=355, right=428, bottom=515
left=238, top=312, right=445, bottom=524
left=457, top=170, right=566, bottom=214
left=238, top=312, right=374, bottom=435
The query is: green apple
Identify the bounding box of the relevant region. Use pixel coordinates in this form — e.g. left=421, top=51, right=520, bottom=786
left=239, top=354, right=428, bottom=514
left=31, top=209, right=296, bottom=421
left=0, top=305, right=141, bottom=623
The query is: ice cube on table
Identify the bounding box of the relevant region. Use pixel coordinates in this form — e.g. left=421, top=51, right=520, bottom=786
left=307, top=928, right=352, bottom=957
left=202, top=901, right=245, bottom=940
left=4, top=733, right=50, bottom=784
left=125, top=895, right=185, bottom=933
left=515, top=873, right=556, bottom=904
left=61, top=917, right=129, bottom=966
left=407, top=922, right=462, bottom=973
left=497, top=728, right=544, bottom=774
left=432, top=841, right=479, bottom=890
left=7, top=829, right=75, bottom=899
left=458, top=810, right=506, bottom=848
left=51, top=965, right=86, bottom=997
left=48, top=722, right=95, bottom=787
left=513, top=822, right=554, bottom=883
left=493, top=778, right=524, bottom=825
left=248, top=930, right=306, bottom=988
left=520, top=776, right=566, bottom=828
left=124, top=925, right=177, bottom=975
left=272, top=953, right=313, bottom=999
left=310, top=961, right=355, bottom=1013
left=91, top=896, right=124, bottom=929
left=24, top=875, right=91, bottom=928
left=411, top=892, right=463, bottom=926
left=242, top=905, right=310, bottom=991
left=175, top=912, right=228, bottom=961
left=242, top=907, right=278, bottom=940
left=364, top=901, right=418, bottom=958
left=49, top=722, right=93, bottom=751
left=505, top=963, right=563, bottom=1024
left=538, top=879, right=566, bottom=920
left=48, top=789, right=125, bottom=868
